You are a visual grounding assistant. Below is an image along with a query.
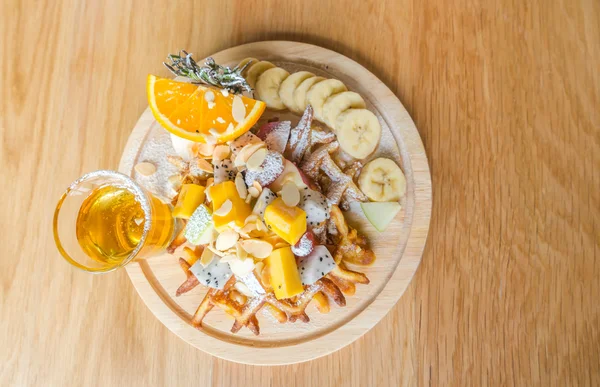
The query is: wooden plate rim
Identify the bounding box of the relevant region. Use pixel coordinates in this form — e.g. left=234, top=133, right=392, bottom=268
left=118, top=41, right=431, bottom=365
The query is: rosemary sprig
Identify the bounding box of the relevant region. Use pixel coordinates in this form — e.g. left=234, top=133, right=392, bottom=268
left=164, top=50, right=253, bottom=94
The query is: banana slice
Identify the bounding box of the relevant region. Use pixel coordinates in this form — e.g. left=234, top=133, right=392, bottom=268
left=322, top=91, right=366, bottom=130
left=246, top=61, right=276, bottom=89
left=358, top=158, right=406, bottom=202
left=237, top=57, right=258, bottom=75
left=255, top=67, right=290, bottom=110
left=293, top=76, right=325, bottom=114
left=278, top=71, right=314, bottom=112
left=306, top=79, right=348, bottom=123
left=335, top=108, right=381, bottom=159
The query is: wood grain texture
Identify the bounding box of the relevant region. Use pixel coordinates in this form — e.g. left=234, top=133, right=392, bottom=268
left=1, top=0, right=598, bottom=385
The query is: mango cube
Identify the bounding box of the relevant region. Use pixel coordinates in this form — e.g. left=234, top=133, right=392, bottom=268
left=210, top=181, right=251, bottom=231
left=263, top=197, right=307, bottom=245
left=267, top=246, right=304, bottom=299
left=172, top=184, right=206, bottom=219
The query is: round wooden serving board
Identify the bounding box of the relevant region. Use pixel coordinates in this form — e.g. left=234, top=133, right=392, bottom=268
left=118, top=41, right=431, bottom=365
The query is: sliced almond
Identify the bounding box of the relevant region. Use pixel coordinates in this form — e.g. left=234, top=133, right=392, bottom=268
left=254, top=261, right=265, bottom=275
left=281, top=181, right=300, bottom=207
left=214, top=199, right=233, bottom=217
left=235, top=142, right=265, bottom=166
left=204, top=90, right=215, bottom=103
left=220, top=254, right=237, bottom=263
left=240, top=222, right=257, bottom=235
left=252, top=181, right=263, bottom=194
left=235, top=172, right=248, bottom=199
left=255, top=219, right=268, bottom=232
left=236, top=242, right=249, bottom=260
left=232, top=95, right=247, bottom=123
left=229, top=258, right=255, bottom=277
left=239, top=239, right=273, bottom=259
left=194, top=158, right=214, bottom=173
left=207, top=244, right=225, bottom=257
left=213, top=145, right=230, bottom=161
left=274, top=242, right=289, bottom=249
left=247, top=186, right=260, bottom=198
left=215, top=229, right=239, bottom=251
left=246, top=148, right=267, bottom=171
left=168, top=174, right=182, bottom=190
left=234, top=282, right=253, bottom=297
left=199, top=248, right=215, bottom=267
left=135, top=162, right=156, bottom=176
left=195, top=143, right=215, bottom=157
left=245, top=214, right=259, bottom=224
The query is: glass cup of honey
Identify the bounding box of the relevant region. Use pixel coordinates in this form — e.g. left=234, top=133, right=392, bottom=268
left=53, top=170, right=175, bottom=273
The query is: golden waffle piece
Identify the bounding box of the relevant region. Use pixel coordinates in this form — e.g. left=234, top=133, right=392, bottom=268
left=175, top=247, right=370, bottom=335
left=300, top=142, right=368, bottom=210
left=329, top=204, right=376, bottom=266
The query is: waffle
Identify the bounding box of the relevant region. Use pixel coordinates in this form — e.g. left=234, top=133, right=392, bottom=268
left=175, top=241, right=368, bottom=335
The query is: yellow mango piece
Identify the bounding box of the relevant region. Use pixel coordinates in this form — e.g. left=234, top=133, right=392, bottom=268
left=172, top=184, right=206, bottom=219
left=267, top=247, right=304, bottom=299
left=210, top=181, right=251, bottom=231
left=264, top=197, right=307, bottom=245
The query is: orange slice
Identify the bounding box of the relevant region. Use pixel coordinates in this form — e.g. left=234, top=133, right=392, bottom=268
left=147, top=75, right=266, bottom=143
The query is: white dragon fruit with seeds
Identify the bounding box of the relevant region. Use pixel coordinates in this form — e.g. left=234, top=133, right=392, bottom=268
left=213, top=158, right=235, bottom=184
left=297, top=246, right=336, bottom=285
left=256, top=121, right=291, bottom=154
left=299, top=187, right=330, bottom=226
left=230, top=132, right=261, bottom=154
left=291, top=230, right=316, bottom=257
left=189, top=258, right=232, bottom=290
left=252, top=188, right=277, bottom=218
left=244, top=150, right=284, bottom=187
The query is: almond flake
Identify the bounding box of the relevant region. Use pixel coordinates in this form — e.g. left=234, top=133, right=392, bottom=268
left=236, top=142, right=265, bottom=166
left=195, top=143, right=215, bottom=157
left=281, top=181, right=300, bottom=207
left=241, top=222, right=257, bottom=235
left=239, top=239, right=273, bottom=259
left=195, top=158, right=214, bottom=173
left=246, top=148, right=267, bottom=171
left=220, top=254, right=237, bottom=263
left=204, top=90, right=215, bottom=103
left=247, top=186, right=260, bottom=198
left=135, top=162, right=156, bottom=176
left=235, top=172, right=248, bottom=199
left=134, top=218, right=144, bottom=226
left=234, top=282, right=254, bottom=297
left=255, top=219, right=268, bottom=232
left=254, top=261, right=265, bottom=275
left=245, top=195, right=253, bottom=204
left=199, top=248, right=215, bottom=267
left=214, top=199, right=233, bottom=217
left=213, top=145, right=230, bottom=161
left=232, top=95, right=247, bottom=123
left=220, top=89, right=229, bottom=97
left=244, top=214, right=259, bottom=224
left=229, top=258, right=255, bottom=277
left=168, top=174, right=182, bottom=189
left=215, top=229, right=239, bottom=251
left=236, top=242, right=248, bottom=260
left=207, top=244, right=226, bottom=257
left=252, top=181, right=263, bottom=193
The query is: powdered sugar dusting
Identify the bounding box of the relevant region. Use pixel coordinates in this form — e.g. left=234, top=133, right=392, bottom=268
left=244, top=151, right=284, bottom=187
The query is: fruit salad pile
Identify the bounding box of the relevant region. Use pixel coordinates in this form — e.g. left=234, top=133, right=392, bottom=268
left=142, top=52, right=407, bottom=331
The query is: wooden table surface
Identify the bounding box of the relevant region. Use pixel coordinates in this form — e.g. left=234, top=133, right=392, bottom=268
left=1, top=0, right=598, bottom=385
